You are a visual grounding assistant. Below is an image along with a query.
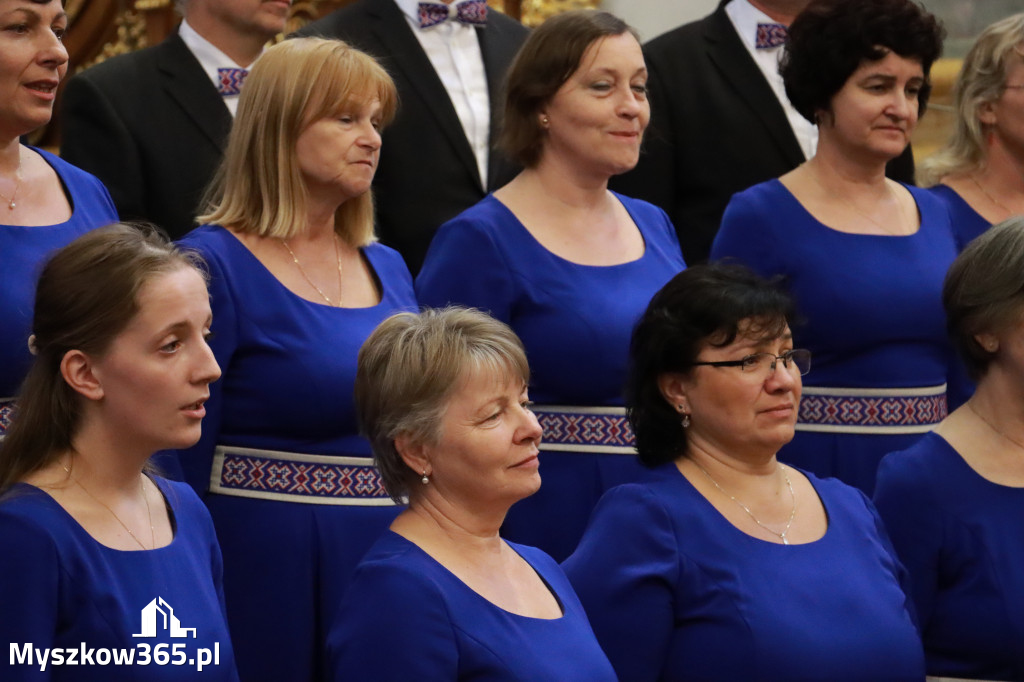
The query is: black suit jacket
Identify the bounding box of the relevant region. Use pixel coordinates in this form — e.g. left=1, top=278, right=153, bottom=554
left=297, top=0, right=528, bottom=273
left=611, top=0, right=914, bottom=264
left=60, top=32, right=231, bottom=240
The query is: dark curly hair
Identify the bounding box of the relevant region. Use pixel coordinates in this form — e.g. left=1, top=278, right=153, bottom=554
left=628, top=264, right=798, bottom=468
left=781, top=0, right=945, bottom=123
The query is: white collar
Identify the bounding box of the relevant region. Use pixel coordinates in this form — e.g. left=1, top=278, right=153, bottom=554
left=725, top=0, right=783, bottom=51
left=177, top=19, right=248, bottom=72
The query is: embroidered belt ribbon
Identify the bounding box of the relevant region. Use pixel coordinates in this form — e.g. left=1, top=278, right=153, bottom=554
left=531, top=405, right=636, bottom=455
left=0, top=397, right=14, bottom=440
left=209, top=446, right=397, bottom=506
left=796, top=384, right=947, bottom=434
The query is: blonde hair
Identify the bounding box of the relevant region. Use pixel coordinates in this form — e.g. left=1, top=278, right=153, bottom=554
left=355, top=308, right=530, bottom=502
left=198, top=37, right=398, bottom=246
left=919, top=14, right=1024, bottom=187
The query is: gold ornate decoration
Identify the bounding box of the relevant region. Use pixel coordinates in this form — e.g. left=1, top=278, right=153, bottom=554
left=134, top=0, right=173, bottom=9
left=519, top=0, right=598, bottom=27
left=75, top=10, right=148, bottom=73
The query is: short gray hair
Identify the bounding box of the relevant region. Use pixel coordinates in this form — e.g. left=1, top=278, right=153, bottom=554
left=355, top=308, right=530, bottom=502
left=944, top=215, right=1024, bottom=380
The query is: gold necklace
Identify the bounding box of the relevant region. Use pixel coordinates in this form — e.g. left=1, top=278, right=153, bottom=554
left=0, top=155, right=24, bottom=210
left=969, top=174, right=1018, bottom=218
left=280, top=235, right=344, bottom=306
left=63, top=463, right=155, bottom=550
left=694, top=461, right=797, bottom=545
left=967, top=400, right=1024, bottom=452
left=813, top=172, right=910, bottom=235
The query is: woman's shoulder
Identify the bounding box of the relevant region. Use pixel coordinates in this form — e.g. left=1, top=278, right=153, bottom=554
left=876, top=432, right=959, bottom=493
left=434, top=195, right=517, bottom=243
left=362, top=240, right=414, bottom=283
left=0, top=484, right=65, bottom=548
left=32, top=147, right=107, bottom=196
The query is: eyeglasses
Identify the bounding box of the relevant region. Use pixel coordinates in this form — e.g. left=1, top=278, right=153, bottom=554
left=691, top=349, right=812, bottom=377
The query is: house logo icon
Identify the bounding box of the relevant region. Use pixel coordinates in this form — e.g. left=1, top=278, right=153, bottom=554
left=132, top=597, right=197, bottom=639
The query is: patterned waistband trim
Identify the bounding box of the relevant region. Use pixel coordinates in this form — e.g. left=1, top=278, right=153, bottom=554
left=531, top=405, right=636, bottom=455
left=796, top=384, right=947, bottom=434
left=209, top=446, right=398, bottom=506
left=0, top=398, right=15, bottom=440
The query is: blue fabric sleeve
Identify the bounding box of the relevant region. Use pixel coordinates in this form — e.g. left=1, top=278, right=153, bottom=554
left=562, top=484, right=679, bottom=682
left=0, top=510, right=59, bottom=681
left=874, top=453, right=940, bottom=627
left=415, top=217, right=516, bottom=324
left=327, top=559, right=458, bottom=681
left=170, top=236, right=241, bottom=495
left=710, top=187, right=782, bottom=277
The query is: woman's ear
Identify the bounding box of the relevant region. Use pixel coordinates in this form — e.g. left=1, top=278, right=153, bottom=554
left=978, top=99, right=998, bottom=127
left=395, top=433, right=430, bottom=478
left=658, top=372, right=691, bottom=415
left=60, top=350, right=104, bottom=401
left=974, top=331, right=999, bottom=354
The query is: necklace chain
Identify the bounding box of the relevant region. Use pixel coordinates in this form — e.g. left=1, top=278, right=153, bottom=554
left=969, top=174, right=1017, bottom=218
left=967, top=400, right=1024, bottom=452
left=0, top=153, right=23, bottom=210
left=63, top=463, right=155, bottom=550
left=694, top=461, right=797, bottom=545
left=813, top=172, right=910, bottom=236
left=280, top=235, right=344, bottom=306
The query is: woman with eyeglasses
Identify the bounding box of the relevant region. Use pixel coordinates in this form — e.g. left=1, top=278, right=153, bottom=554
left=564, top=264, right=924, bottom=682
left=919, top=13, right=1024, bottom=249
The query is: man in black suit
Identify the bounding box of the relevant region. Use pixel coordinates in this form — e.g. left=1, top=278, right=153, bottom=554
left=612, top=0, right=914, bottom=263
left=60, top=0, right=290, bottom=239
left=297, top=0, right=528, bottom=273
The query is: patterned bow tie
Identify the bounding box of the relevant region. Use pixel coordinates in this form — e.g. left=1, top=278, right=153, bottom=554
left=418, top=0, right=488, bottom=29
left=217, top=67, right=249, bottom=96
left=755, top=23, right=788, bottom=49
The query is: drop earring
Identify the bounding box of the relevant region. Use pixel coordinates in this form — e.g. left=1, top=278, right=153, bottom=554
left=421, top=471, right=430, bottom=485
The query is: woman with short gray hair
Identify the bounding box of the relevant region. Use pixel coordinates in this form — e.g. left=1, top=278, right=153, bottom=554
left=875, top=215, right=1024, bottom=679
left=328, top=307, right=616, bottom=681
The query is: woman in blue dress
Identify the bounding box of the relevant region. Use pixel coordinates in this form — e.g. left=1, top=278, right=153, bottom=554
left=0, top=0, right=118, bottom=437
left=711, top=0, right=957, bottom=495
left=875, top=216, right=1024, bottom=680
left=565, top=264, right=924, bottom=682
left=0, top=224, right=236, bottom=681
left=173, top=38, right=416, bottom=682
left=329, top=308, right=616, bottom=681
left=918, top=13, right=1024, bottom=249
left=417, top=10, right=686, bottom=561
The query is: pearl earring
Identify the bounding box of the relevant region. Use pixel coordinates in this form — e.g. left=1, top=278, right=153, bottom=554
left=421, top=471, right=429, bottom=485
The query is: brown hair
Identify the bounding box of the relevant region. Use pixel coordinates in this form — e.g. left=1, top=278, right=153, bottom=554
left=500, top=10, right=637, bottom=168
left=943, top=215, right=1024, bottom=381
left=355, top=308, right=529, bottom=502
left=0, top=224, right=203, bottom=492
left=197, top=37, right=398, bottom=246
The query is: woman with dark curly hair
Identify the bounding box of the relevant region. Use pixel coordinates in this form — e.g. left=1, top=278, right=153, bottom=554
left=711, top=0, right=961, bottom=495
left=564, top=264, right=923, bottom=682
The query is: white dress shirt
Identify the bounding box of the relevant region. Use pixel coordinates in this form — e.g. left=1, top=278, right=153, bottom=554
left=178, top=19, right=251, bottom=118
left=394, top=0, right=491, bottom=187
left=726, top=0, right=818, bottom=161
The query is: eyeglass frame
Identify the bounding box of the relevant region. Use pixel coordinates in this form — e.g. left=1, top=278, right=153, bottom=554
left=689, top=348, right=812, bottom=376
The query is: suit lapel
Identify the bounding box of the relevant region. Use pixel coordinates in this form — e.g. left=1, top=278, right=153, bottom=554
left=367, top=0, right=483, bottom=190
left=477, top=23, right=509, bottom=191
left=156, top=33, right=233, bottom=153
left=703, top=7, right=804, bottom=167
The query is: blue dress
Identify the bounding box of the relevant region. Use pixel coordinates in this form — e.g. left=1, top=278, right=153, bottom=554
left=563, top=464, right=925, bottom=682
left=711, top=179, right=962, bottom=495
left=0, top=478, right=239, bottom=681
left=926, top=184, right=991, bottom=250
left=173, top=225, right=417, bottom=682
left=327, top=531, right=617, bottom=681
left=416, top=193, right=686, bottom=560
left=0, top=149, right=117, bottom=433
left=875, top=432, right=1024, bottom=680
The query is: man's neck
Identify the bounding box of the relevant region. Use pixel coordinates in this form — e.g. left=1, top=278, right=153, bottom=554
left=186, top=14, right=267, bottom=68
left=746, top=0, right=810, bottom=26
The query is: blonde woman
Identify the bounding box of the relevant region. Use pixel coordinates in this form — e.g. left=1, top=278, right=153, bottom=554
left=920, top=13, right=1024, bottom=248
left=174, top=38, right=415, bottom=682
